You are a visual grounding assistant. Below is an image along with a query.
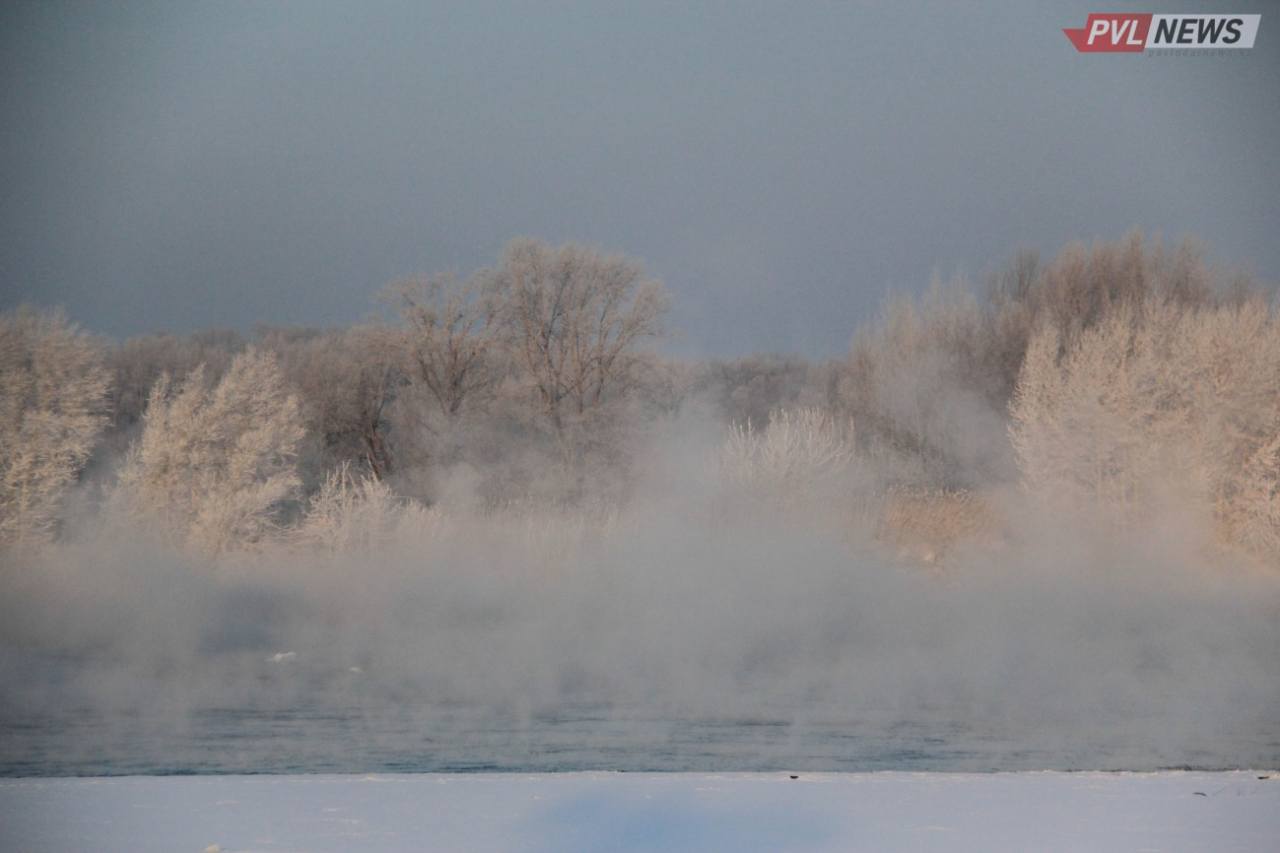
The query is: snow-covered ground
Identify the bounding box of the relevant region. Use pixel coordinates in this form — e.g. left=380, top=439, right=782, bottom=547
left=1, top=771, right=1276, bottom=852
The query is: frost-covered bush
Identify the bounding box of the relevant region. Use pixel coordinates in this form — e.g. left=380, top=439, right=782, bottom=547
left=293, top=462, right=422, bottom=552
left=720, top=407, right=855, bottom=499
left=0, top=307, right=111, bottom=546
left=117, top=348, right=304, bottom=555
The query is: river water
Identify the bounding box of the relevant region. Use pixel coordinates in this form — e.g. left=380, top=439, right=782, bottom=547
left=4, top=692, right=1276, bottom=776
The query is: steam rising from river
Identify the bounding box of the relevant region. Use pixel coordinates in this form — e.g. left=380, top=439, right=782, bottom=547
left=2, top=422, right=1277, bottom=773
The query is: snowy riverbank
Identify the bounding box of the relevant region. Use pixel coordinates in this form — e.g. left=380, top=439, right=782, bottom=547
left=2, top=771, right=1277, bottom=852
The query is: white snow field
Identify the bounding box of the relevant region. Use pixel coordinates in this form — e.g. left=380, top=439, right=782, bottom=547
left=1, top=771, right=1276, bottom=852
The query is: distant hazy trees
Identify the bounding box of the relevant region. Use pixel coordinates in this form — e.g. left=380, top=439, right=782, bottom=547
left=118, top=348, right=304, bottom=555
left=0, top=307, right=111, bottom=545
left=9, top=232, right=1278, bottom=568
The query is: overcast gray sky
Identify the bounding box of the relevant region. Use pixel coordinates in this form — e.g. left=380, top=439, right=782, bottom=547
left=2, top=1, right=1277, bottom=356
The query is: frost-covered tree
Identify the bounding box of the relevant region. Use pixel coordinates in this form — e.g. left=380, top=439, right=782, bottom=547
left=693, top=353, right=829, bottom=429
left=1234, top=432, right=1280, bottom=557
left=1009, top=311, right=1163, bottom=521
left=263, top=325, right=401, bottom=480
left=839, top=282, right=1013, bottom=487
left=0, top=307, right=111, bottom=546
left=984, top=232, right=1246, bottom=406
left=491, top=239, right=668, bottom=436
left=106, top=329, right=243, bottom=435
left=118, top=348, right=304, bottom=555
left=1162, top=300, right=1280, bottom=552
left=389, top=274, right=500, bottom=420
left=1010, top=298, right=1280, bottom=554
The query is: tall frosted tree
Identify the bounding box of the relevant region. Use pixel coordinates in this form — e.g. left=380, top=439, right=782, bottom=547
left=119, top=347, right=304, bottom=555
left=0, top=307, right=111, bottom=546
left=491, top=239, right=668, bottom=436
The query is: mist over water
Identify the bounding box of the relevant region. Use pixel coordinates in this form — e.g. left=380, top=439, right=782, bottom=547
left=3, top=0, right=1278, bottom=800
left=5, top=236, right=1280, bottom=777
left=3, top=426, right=1278, bottom=776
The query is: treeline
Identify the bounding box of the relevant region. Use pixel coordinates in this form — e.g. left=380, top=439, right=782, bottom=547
left=3, top=232, right=1278, bottom=566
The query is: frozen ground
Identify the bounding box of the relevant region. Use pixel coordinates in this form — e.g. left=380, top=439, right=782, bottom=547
left=1, top=771, right=1276, bottom=852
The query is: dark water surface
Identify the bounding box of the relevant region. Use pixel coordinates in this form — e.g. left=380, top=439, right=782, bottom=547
left=4, top=697, right=1276, bottom=777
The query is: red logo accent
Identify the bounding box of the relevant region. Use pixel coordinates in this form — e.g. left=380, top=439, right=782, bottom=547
left=1064, top=13, right=1153, bottom=52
